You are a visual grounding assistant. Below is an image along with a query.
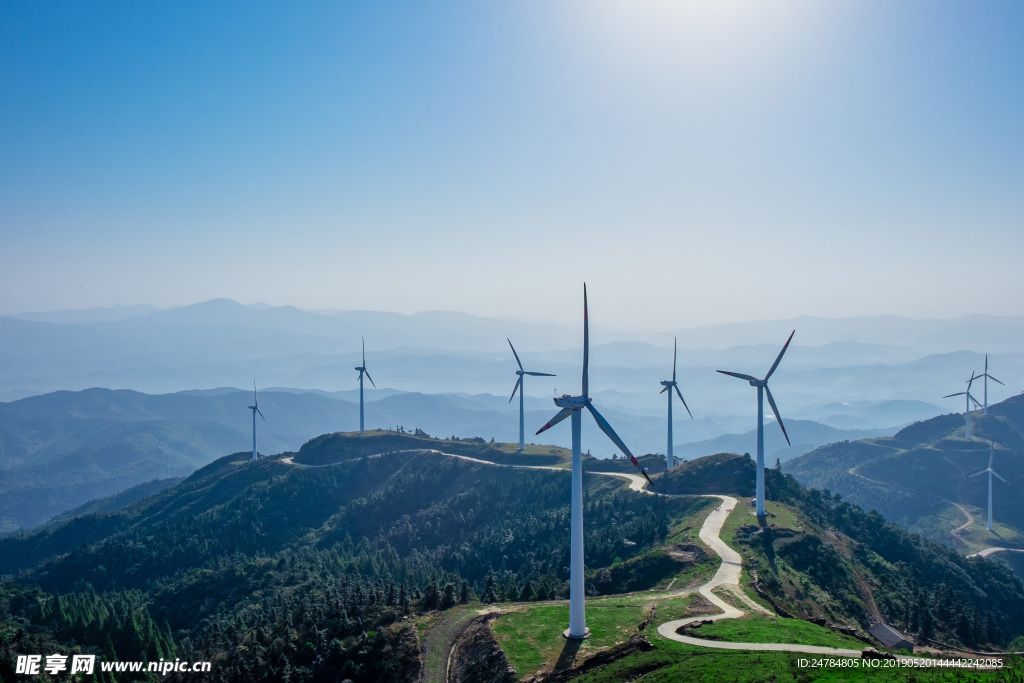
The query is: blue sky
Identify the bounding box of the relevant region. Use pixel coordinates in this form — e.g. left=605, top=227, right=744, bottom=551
left=2, top=1, right=1022, bottom=328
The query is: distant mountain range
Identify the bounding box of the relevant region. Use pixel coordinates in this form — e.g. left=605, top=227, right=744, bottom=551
left=678, top=419, right=894, bottom=464
left=1, top=300, right=1021, bottom=425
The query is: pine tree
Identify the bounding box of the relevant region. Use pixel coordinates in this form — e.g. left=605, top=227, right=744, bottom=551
left=441, top=583, right=456, bottom=609
left=482, top=571, right=497, bottom=604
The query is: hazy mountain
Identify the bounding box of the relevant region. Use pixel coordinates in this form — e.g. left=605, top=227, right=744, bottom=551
left=2, top=301, right=1021, bottom=423
left=677, top=419, right=896, bottom=464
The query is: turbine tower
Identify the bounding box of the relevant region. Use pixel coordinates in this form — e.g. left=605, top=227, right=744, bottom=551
left=355, top=337, right=376, bottom=434
left=943, top=371, right=981, bottom=440
left=248, top=381, right=265, bottom=461
left=969, top=442, right=1007, bottom=531
left=507, top=338, right=555, bottom=451
left=717, top=331, right=794, bottom=518
left=659, top=338, right=692, bottom=470
left=976, top=354, right=1004, bottom=416
left=535, top=284, right=651, bottom=640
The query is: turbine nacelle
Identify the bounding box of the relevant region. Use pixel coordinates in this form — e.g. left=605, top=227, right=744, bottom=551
left=554, top=394, right=589, bottom=410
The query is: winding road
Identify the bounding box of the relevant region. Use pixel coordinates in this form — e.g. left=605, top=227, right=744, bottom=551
left=282, top=448, right=994, bottom=669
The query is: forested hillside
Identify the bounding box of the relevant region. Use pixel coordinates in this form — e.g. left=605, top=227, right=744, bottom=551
left=3, top=431, right=1024, bottom=682
left=785, top=394, right=1024, bottom=548
left=0, top=433, right=702, bottom=681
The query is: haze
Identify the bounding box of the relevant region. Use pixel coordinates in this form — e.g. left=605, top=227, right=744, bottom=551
left=2, top=1, right=1022, bottom=329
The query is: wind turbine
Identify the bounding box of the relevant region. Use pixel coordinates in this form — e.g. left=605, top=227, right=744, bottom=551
left=659, top=338, right=692, bottom=470
left=535, top=284, right=651, bottom=640
left=717, top=331, right=794, bottom=518
left=969, top=442, right=1007, bottom=531
left=507, top=339, right=555, bottom=451
left=248, top=382, right=265, bottom=461
left=943, top=371, right=981, bottom=440
left=355, top=337, right=375, bottom=434
left=976, top=354, right=1004, bottom=416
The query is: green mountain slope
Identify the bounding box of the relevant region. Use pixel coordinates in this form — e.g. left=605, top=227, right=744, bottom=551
left=784, top=394, right=1024, bottom=553
left=3, top=431, right=1024, bottom=682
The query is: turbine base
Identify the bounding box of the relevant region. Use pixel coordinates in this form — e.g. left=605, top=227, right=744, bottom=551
left=563, top=628, right=591, bottom=640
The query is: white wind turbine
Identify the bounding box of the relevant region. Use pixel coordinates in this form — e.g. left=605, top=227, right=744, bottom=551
left=507, top=338, right=555, bottom=451
left=943, top=371, right=981, bottom=440
left=248, top=381, right=265, bottom=461
left=354, top=337, right=376, bottom=434
left=717, top=331, right=794, bottom=518
left=659, top=338, right=692, bottom=470
left=969, top=442, right=1007, bottom=532
left=976, top=354, right=1004, bottom=416
left=535, top=284, right=651, bottom=639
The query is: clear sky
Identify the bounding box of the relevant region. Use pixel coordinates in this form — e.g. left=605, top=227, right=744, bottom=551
left=2, top=1, right=1022, bottom=329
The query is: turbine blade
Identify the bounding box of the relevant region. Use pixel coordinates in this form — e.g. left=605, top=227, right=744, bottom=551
left=967, top=371, right=976, bottom=389
left=943, top=392, right=966, bottom=399
left=536, top=407, right=572, bottom=435
left=673, top=337, right=677, bottom=382
left=641, top=468, right=654, bottom=487
left=253, top=380, right=258, bottom=404
left=362, top=336, right=366, bottom=367
left=507, top=338, right=524, bottom=372
left=764, top=386, right=790, bottom=446
left=364, top=369, right=376, bottom=389
left=993, top=470, right=1008, bottom=483
left=582, top=283, right=589, bottom=397
left=586, top=402, right=634, bottom=460
left=525, top=372, right=555, bottom=377
left=969, top=470, right=987, bottom=478
left=509, top=376, right=522, bottom=403
left=718, top=370, right=758, bottom=382
left=586, top=402, right=648, bottom=480
left=969, top=393, right=981, bottom=408
left=990, top=374, right=1005, bottom=386
left=765, top=330, right=795, bottom=381
left=659, top=386, right=669, bottom=394
left=257, top=406, right=265, bottom=422
left=675, top=385, right=693, bottom=419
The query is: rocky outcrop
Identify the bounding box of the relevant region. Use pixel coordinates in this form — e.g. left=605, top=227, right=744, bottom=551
left=540, top=635, right=656, bottom=682
left=448, top=614, right=517, bottom=683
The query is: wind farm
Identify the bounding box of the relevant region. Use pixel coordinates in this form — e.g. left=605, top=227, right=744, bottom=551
left=247, top=381, right=265, bottom=460
left=970, top=442, right=1008, bottom=532
left=535, top=284, right=652, bottom=639
left=659, top=337, right=692, bottom=471
left=3, top=1, right=1024, bottom=680
left=355, top=337, right=376, bottom=434
left=978, top=355, right=1005, bottom=415
left=717, top=331, right=794, bottom=517
left=507, top=338, right=555, bottom=451
left=944, top=371, right=982, bottom=439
